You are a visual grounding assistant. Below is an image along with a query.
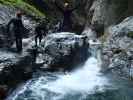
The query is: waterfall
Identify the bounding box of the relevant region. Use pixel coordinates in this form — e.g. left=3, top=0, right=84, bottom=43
left=6, top=39, right=110, bottom=100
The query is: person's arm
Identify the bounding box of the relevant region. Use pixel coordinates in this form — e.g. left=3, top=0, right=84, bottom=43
left=7, top=19, right=13, bottom=33
left=55, top=1, right=64, bottom=13
left=20, top=19, right=25, bottom=29
left=35, top=26, right=39, bottom=35
left=41, top=26, right=47, bottom=36
left=70, top=4, right=80, bottom=12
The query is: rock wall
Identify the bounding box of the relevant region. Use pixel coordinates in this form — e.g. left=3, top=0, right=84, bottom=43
left=102, top=17, right=133, bottom=79
left=89, top=0, right=128, bottom=26
left=83, top=0, right=132, bottom=37
left=24, top=0, right=133, bottom=35
left=82, top=0, right=133, bottom=79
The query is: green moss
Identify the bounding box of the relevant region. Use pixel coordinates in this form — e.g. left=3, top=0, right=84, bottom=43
left=127, top=32, right=133, bottom=38
left=0, top=0, right=45, bottom=17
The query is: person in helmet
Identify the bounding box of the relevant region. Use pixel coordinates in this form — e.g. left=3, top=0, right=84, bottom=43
left=7, top=11, right=24, bottom=52
left=54, top=1, right=79, bottom=32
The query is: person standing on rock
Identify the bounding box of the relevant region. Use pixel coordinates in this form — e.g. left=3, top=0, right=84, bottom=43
left=7, top=11, right=24, bottom=52
left=34, top=21, right=48, bottom=46
left=54, top=1, right=79, bottom=32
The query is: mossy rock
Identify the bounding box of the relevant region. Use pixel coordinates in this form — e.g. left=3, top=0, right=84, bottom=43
left=127, top=32, right=133, bottom=38
left=0, top=0, right=45, bottom=17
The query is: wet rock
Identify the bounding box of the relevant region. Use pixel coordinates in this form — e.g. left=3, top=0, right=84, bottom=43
left=82, top=27, right=97, bottom=39
left=0, top=39, right=38, bottom=98
left=0, top=49, right=34, bottom=84
left=102, top=17, right=133, bottom=78
left=40, top=32, right=89, bottom=70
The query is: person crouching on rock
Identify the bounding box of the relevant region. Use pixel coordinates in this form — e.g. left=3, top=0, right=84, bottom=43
left=7, top=11, right=24, bottom=52
left=35, top=22, right=47, bottom=47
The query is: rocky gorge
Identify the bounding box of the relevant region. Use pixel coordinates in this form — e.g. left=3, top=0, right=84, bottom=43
left=0, top=3, right=89, bottom=99
left=0, top=0, right=132, bottom=100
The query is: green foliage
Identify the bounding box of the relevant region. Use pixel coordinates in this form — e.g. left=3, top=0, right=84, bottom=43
left=0, top=0, right=45, bottom=17
left=127, top=32, right=133, bottom=38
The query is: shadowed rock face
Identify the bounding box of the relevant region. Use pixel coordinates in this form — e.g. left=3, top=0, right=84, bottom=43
left=24, top=0, right=132, bottom=36
left=24, top=0, right=133, bottom=35
left=102, top=17, right=133, bottom=78
left=25, top=0, right=87, bottom=33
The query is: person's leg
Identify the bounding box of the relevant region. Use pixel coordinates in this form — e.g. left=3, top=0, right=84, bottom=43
left=35, top=35, right=38, bottom=46
left=16, top=37, right=22, bottom=52
left=15, top=37, right=19, bottom=51
left=15, top=31, right=21, bottom=52
left=32, top=47, right=37, bottom=63
left=39, top=35, right=42, bottom=45
left=18, top=37, right=22, bottom=51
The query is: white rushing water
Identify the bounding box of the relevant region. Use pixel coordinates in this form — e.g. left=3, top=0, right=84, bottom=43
left=7, top=58, right=110, bottom=100
left=7, top=40, right=110, bottom=100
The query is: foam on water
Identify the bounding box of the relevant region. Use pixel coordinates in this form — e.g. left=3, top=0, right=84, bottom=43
left=41, top=57, right=107, bottom=94
left=6, top=38, right=133, bottom=100
left=7, top=55, right=110, bottom=100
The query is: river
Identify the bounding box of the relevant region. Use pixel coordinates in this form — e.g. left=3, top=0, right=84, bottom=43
left=6, top=40, right=133, bottom=100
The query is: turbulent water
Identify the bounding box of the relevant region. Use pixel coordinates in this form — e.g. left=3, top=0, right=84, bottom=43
left=6, top=40, right=133, bottom=100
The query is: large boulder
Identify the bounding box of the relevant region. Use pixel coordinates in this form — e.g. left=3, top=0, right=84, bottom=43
left=39, top=32, right=89, bottom=70
left=102, top=17, right=133, bottom=78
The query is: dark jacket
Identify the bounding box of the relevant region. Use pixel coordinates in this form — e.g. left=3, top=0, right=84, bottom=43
left=55, top=2, right=79, bottom=31
left=7, top=18, right=24, bottom=37
left=35, top=24, right=47, bottom=36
